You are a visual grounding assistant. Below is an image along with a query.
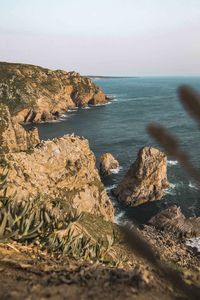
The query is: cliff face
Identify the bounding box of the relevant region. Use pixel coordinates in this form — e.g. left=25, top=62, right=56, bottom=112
left=0, top=104, right=40, bottom=154
left=0, top=62, right=108, bottom=123
left=0, top=105, right=114, bottom=222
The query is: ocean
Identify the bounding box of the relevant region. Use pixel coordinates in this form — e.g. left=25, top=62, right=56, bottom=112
left=26, top=77, right=200, bottom=225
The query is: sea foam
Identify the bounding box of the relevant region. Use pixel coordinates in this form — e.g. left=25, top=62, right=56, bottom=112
left=109, top=166, right=123, bottom=174
left=114, top=211, right=125, bottom=225
left=167, top=160, right=178, bottom=166
left=106, top=184, right=117, bottom=192
left=186, top=237, right=200, bottom=252
left=188, top=181, right=199, bottom=190
left=165, top=183, right=176, bottom=196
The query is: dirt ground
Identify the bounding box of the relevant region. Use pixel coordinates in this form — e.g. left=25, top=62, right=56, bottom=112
left=0, top=245, right=174, bottom=300
left=0, top=226, right=200, bottom=300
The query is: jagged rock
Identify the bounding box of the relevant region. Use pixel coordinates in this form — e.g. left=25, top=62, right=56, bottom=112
left=100, top=153, right=119, bottom=176
left=149, top=205, right=200, bottom=238
left=0, top=104, right=40, bottom=154
left=88, top=91, right=107, bottom=106
left=0, top=62, right=108, bottom=123
left=113, top=147, right=169, bottom=207
left=0, top=118, right=114, bottom=221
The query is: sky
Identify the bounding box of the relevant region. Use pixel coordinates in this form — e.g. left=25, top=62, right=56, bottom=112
left=0, top=0, right=200, bottom=76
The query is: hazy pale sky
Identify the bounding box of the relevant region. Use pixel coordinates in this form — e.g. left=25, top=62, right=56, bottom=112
left=0, top=0, right=200, bottom=75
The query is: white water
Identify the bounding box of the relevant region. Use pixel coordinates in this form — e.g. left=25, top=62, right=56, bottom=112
left=109, top=166, right=123, bottom=174
left=186, top=237, right=200, bottom=252
left=167, top=160, right=178, bottom=166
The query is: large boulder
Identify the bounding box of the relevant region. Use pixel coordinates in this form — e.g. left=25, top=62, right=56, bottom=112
left=100, top=153, right=119, bottom=176
left=113, top=147, right=169, bottom=207
left=149, top=205, right=200, bottom=238
left=0, top=62, right=108, bottom=123
left=88, top=91, right=107, bottom=106
left=0, top=104, right=40, bottom=154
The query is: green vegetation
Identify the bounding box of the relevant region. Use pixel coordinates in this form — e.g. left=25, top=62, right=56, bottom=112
left=0, top=197, right=123, bottom=265
left=0, top=62, right=102, bottom=117
left=89, top=177, right=105, bottom=195
left=0, top=167, right=124, bottom=265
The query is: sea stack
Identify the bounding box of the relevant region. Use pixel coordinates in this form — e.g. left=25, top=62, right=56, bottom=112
left=100, top=153, right=119, bottom=176
left=113, top=147, right=169, bottom=207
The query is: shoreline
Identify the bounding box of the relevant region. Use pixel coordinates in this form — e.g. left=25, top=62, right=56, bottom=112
left=21, top=96, right=115, bottom=126
left=1, top=75, right=200, bottom=299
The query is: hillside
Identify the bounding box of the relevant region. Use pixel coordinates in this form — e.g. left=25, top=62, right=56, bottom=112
left=0, top=62, right=108, bottom=123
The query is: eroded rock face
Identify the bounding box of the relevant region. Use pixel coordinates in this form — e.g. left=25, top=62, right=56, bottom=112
left=113, top=147, right=169, bottom=207
left=0, top=62, right=108, bottom=123
left=149, top=206, right=200, bottom=238
left=100, top=153, right=119, bottom=176
left=0, top=133, right=114, bottom=221
left=0, top=104, right=40, bottom=154
left=0, top=104, right=114, bottom=221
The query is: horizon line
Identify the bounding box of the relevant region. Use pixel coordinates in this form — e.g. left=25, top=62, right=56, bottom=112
left=1, top=61, right=199, bottom=78
left=87, top=74, right=200, bottom=78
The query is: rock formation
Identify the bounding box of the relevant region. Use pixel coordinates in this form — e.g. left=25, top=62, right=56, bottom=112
left=0, top=104, right=40, bottom=154
left=149, top=205, right=200, bottom=238
left=100, top=153, right=119, bottom=176
left=113, top=147, right=169, bottom=207
left=0, top=105, right=114, bottom=222
left=0, top=62, right=108, bottom=123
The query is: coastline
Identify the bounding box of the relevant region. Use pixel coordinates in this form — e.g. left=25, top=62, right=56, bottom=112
left=0, top=66, right=200, bottom=299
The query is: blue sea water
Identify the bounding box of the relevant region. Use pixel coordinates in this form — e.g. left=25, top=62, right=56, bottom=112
left=26, top=77, right=200, bottom=224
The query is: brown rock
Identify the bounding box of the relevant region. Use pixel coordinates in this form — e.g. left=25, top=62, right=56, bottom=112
left=0, top=104, right=40, bottom=154
left=88, top=91, right=107, bottom=106
left=0, top=105, right=114, bottom=222
left=142, top=224, right=200, bottom=270
left=0, top=62, right=108, bottom=123
left=100, top=153, right=119, bottom=176
left=0, top=133, right=114, bottom=222
left=149, top=205, right=200, bottom=238
left=113, top=147, right=169, bottom=207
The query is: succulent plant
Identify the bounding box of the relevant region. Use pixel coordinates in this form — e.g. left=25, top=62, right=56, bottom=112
left=0, top=168, right=117, bottom=264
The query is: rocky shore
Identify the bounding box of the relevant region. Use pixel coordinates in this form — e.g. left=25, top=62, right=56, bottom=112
left=149, top=205, right=200, bottom=238
left=0, top=64, right=200, bottom=299
left=0, top=103, right=114, bottom=222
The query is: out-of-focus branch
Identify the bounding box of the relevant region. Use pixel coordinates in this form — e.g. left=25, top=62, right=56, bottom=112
left=137, top=84, right=200, bottom=299
left=147, top=123, right=200, bottom=185
left=178, top=85, right=200, bottom=126
left=122, top=226, right=200, bottom=300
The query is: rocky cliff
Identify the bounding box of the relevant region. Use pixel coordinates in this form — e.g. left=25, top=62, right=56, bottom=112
left=0, top=104, right=40, bottom=154
left=113, top=147, right=169, bottom=207
left=0, top=62, right=108, bottom=123
left=0, top=104, right=114, bottom=222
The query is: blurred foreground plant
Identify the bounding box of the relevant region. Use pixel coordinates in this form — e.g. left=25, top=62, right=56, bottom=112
left=148, top=85, right=200, bottom=185
left=121, top=85, right=200, bottom=300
